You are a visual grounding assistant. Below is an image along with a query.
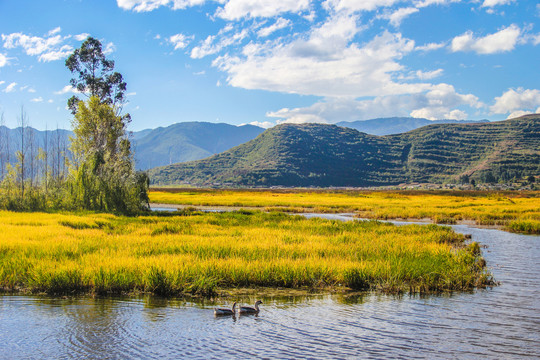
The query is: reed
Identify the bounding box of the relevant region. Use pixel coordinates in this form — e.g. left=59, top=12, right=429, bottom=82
left=0, top=210, right=492, bottom=296
left=149, top=189, right=539, bottom=234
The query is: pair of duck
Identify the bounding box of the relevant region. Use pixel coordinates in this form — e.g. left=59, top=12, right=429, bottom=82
left=214, top=300, right=262, bottom=316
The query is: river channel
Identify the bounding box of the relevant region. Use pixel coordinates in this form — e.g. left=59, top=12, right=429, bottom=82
left=1, top=214, right=539, bottom=359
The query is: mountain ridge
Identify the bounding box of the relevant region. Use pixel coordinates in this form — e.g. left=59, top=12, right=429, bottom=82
left=148, top=114, right=539, bottom=187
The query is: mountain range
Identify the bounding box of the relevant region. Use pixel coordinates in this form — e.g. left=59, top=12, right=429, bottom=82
left=148, top=114, right=539, bottom=187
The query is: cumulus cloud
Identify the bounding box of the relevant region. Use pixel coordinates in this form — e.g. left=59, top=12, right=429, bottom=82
left=242, top=121, right=274, bottom=128
left=490, top=88, right=540, bottom=114
left=481, top=0, right=515, bottom=8
left=74, top=33, right=90, bottom=41
left=450, top=25, right=521, bottom=54
left=117, top=0, right=206, bottom=12
left=169, top=33, right=193, bottom=50
left=30, top=97, right=44, bottom=103
left=415, top=69, right=444, bottom=80
left=216, top=0, right=310, bottom=20
left=1, top=28, right=73, bottom=62
left=0, top=53, right=8, bottom=67
left=267, top=84, right=481, bottom=123
left=191, top=27, right=248, bottom=59
left=3, top=82, right=17, bottom=93
left=379, top=7, right=419, bottom=27
left=323, top=0, right=400, bottom=13
left=214, top=13, right=431, bottom=98
left=257, top=18, right=292, bottom=37
left=54, top=85, right=80, bottom=95
left=415, top=41, right=446, bottom=52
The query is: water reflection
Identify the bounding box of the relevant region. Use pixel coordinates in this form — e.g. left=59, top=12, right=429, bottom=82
left=1, top=225, right=539, bottom=359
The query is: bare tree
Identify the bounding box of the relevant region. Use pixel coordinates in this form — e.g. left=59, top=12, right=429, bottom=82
left=16, top=107, right=30, bottom=199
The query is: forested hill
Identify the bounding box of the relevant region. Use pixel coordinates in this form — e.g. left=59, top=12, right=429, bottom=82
left=148, top=114, right=539, bottom=187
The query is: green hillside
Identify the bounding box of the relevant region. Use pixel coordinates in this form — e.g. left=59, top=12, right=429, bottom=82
left=148, top=115, right=540, bottom=187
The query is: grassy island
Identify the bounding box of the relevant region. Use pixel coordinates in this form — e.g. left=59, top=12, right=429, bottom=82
left=0, top=209, right=492, bottom=296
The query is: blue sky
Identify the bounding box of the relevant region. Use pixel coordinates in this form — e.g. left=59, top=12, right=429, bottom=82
left=0, top=0, right=539, bottom=131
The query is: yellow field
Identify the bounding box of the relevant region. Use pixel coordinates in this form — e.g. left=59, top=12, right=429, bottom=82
left=0, top=209, right=491, bottom=296
left=150, top=189, right=540, bottom=234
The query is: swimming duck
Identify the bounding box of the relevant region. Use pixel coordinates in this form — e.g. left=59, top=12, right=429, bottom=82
left=239, top=300, right=263, bottom=314
left=214, top=302, right=236, bottom=316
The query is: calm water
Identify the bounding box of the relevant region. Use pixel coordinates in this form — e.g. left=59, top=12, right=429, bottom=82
left=1, top=220, right=539, bottom=359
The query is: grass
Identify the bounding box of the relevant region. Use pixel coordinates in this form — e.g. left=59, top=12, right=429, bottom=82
left=149, top=189, right=540, bottom=234
left=0, top=209, right=492, bottom=297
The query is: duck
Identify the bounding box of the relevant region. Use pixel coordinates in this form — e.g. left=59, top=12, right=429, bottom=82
left=214, top=302, right=236, bottom=316
left=239, top=300, right=263, bottom=314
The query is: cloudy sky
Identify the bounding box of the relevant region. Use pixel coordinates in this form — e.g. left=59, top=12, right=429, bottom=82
left=0, top=0, right=539, bottom=130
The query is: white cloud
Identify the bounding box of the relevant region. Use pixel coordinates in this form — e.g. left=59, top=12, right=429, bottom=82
left=451, top=25, right=521, bottom=54
left=257, top=18, right=291, bottom=37
left=116, top=0, right=207, bottom=12
left=323, top=0, right=401, bottom=13
left=28, top=88, right=36, bottom=93
left=169, top=33, right=192, bottom=50
left=74, top=33, right=90, bottom=41
left=126, top=92, right=137, bottom=96
left=103, top=42, right=116, bottom=55
left=214, top=14, right=429, bottom=98
left=267, top=84, right=481, bottom=123
left=415, top=41, right=446, bottom=51
left=0, top=53, right=8, bottom=67
left=481, top=0, right=515, bottom=8
left=379, top=7, right=419, bottom=27
left=242, top=121, right=274, bottom=128
left=38, top=45, right=73, bottom=61
left=415, top=69, right=443, bottom=80
left=490, top=88, right=540, bottom=114
left=191, top=28, right=248, bottom=59
left=506, top=110, right=531, bottom=119
left=3, top=82, right=17, bottom=93
left=2, top=29, right=73, bottom=62
left=216, top=0, right=310, bottom=20
left=54, top=85, right=80, bottom=95
left=0, top=81, right=4, bottom=85
left=30, top=97, right=44, bottom=103
left=48, top=27, right=62, bottom=36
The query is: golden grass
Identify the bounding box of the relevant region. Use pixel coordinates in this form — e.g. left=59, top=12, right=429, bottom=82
left=149, top=189, right=540, bottom=233
left=0, top=209, right=491, bottom=296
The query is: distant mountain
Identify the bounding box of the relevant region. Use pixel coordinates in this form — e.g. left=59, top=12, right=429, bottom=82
left=132, top=122, right=264, bottom=170
left=148, top=115, right=539, bottom=187
left=336, top=117, right=488, bottom=135
left=0, top=126, right=71, bottom=164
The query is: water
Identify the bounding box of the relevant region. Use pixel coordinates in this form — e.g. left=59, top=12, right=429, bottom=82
left=1, top=220, right=539, bottom=359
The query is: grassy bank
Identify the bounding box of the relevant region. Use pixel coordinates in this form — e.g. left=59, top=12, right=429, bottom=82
left=0, top=209, right=491, bottom=296
left=149, top=189, right=540, bottom=234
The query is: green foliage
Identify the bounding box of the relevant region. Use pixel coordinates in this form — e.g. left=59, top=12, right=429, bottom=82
left=70, top=97, right=147, bottom=214
left=65, top=36, right=127, bottom=114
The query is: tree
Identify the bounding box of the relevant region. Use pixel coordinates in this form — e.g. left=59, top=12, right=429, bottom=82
left=65, top=37, right=127, bottom=115
left=66, top=38, right=148, bottom=214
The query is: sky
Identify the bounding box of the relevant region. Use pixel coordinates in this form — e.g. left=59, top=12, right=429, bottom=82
left=0, top=0, right=539, bottom=131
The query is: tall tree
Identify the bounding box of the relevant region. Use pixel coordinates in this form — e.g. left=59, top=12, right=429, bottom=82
left=66, top=37, right=148, bottom=214
left=65, top=37, right=127, bottom=115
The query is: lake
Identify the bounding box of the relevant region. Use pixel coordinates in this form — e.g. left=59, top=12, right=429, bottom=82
left=1, top=219, right=539, bottom=359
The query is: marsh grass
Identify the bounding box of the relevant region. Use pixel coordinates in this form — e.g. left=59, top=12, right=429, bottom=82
left=0, top=210, right=492, bottom=296
left=150, top=189, right=539, bottom=234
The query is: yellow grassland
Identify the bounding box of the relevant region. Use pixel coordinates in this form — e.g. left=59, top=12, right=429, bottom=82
left=0, top=209, right=491, bottom=296
left=150, top=190, right=540, bottom=234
